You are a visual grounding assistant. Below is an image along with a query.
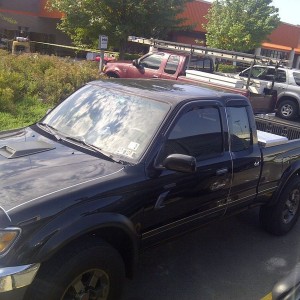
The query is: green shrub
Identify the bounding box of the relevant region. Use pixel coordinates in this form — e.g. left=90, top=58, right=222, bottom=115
left=0, top=51, right=102, bottom=130
left=217, top=64, right=238, bottom=73
left=124, top=53, right=142, bottom=60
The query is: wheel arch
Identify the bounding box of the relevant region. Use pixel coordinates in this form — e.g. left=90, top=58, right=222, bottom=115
left=105, top=71, right=120, bottom=78
left=276, top=95, right=300, bottom=110
left=268, top=161, right=300, bottom=207
left=33, top=213, right=139, bottom=278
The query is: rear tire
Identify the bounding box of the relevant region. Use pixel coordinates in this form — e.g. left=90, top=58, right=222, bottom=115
left=25, top=239, right=125, bottom=300
left=276, top=99, right=298, bottom=120
left=260, top=176, right=300, bottom=235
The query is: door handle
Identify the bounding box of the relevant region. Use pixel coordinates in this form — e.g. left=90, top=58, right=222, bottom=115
left=216, top=168, right=228, bottom=175
left=152, top=75, right=159, bottom=78
left=155, top=191, right=169, bottom=209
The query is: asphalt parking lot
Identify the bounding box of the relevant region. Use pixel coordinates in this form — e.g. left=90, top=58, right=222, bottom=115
left=121, top=207, right=300, bottom=300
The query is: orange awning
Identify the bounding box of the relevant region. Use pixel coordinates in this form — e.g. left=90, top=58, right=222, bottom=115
left=262, top=42, right=292, bottom=51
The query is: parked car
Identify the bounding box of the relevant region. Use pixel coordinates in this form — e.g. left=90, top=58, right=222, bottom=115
left=1, top=79, right=300, bottom=300
left=239, top=65, right=300, bottom=120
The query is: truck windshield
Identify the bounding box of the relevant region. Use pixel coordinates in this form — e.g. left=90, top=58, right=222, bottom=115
left=42, top=84, right=170, bottom=162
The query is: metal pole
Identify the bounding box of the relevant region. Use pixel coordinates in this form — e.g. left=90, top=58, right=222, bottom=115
left=99, top=50, right=105, bottom=72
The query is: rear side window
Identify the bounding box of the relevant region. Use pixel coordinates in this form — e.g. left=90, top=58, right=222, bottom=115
left=293, top=72, right=300, bottom=86
left=164, top=55, right=180, bottom=75
left=140, top=53, right=164, bottom=70
left=188, top=56, right=213, bottom=73
left=275, top=70, right=287, bottom=83
left=227, top=107, right=251, bottom=152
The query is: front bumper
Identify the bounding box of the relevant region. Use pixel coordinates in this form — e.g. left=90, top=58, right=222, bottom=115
left=0, top=264, right=40, bottom=299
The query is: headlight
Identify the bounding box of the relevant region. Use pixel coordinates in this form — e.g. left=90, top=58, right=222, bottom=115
left=0, top=229, right=20, bottom=254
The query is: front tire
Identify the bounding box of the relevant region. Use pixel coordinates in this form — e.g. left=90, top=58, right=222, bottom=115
left=106, top=73, right=119, bottom=78
left=25, top=239, right=125, bottom=300
left=276, top=99, right=298, bottom=120
left=260, top=176, right=300, bottom=235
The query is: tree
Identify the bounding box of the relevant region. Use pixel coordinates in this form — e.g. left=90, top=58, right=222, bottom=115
left=203, top=0, right=280, bottom=52
left=48, top=0, right=191, bottom=58
left=0, top=14, right=17, bottom=25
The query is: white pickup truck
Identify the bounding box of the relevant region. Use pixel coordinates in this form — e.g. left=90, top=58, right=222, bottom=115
left=239, top=65, right=300, bottom=120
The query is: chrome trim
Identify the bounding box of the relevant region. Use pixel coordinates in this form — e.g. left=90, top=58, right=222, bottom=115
left=0, top=263, right=40, bottom=292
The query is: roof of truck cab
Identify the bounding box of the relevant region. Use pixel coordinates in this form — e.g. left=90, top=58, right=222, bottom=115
left=88, top=78, right=247, bottom=106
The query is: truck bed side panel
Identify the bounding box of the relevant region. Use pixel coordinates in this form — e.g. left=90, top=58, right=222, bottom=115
left=258, top=140, right=300, bottom=200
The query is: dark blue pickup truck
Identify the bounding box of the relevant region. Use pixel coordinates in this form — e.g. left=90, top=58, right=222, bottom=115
left=1, top=79, right=300, bottom=300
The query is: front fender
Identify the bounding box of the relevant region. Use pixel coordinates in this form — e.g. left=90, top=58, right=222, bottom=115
left=30, top=211, right=138, bottom=263
left=104, top=65, right=124, bottom=77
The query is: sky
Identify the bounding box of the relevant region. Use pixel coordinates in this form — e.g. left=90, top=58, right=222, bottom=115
left=205, top=0, right=299, bottom=26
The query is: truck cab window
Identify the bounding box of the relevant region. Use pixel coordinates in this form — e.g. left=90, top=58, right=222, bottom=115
left=227, top=107, right=251, bottom=152
left=187, top=56, right=214, bottom=73
left=164, top=55, right=180, bottom=74
left=159, top=107, right=223, bottom=162
left=140, top=53, right=164, bottom=70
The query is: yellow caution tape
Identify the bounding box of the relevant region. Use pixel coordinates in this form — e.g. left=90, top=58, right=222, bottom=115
left=261, top=292, right=272, bottom=300
left=29, top=40, right=118, bottom=55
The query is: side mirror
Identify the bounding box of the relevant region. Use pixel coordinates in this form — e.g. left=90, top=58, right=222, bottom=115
left=239, top=71, right=247, bottom=77
left=132, top=59, right=138, bottom=67
left=163, top=154, right=196, bottom=173
left=132, top=59, right=142, bottom=69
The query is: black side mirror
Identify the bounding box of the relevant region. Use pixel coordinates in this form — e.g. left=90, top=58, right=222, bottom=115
left=132, top=59, right=139, bottom=67
left=163, top=154, right=196, bottom=173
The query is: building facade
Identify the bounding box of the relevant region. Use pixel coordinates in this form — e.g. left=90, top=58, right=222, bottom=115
left=176, top=0, right=300, bottom=68
left=0, top=0, right=70, bottom=53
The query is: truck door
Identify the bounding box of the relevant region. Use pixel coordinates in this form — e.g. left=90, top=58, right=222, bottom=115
left=141, top=103, right=233, bottom=246
left=127, top=52, right=166, bottom=78
left=225, top=101, right=262, bottom=214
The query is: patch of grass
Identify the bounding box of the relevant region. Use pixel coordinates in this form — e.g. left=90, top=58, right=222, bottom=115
left=0, top=97, right=51, bottom=131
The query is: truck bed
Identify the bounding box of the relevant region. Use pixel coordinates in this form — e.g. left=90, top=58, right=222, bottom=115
left=255, top=115, right=300, bottom=140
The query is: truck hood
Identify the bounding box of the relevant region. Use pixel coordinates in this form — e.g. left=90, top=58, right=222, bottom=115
left=0, top=127, right=124, bottom=212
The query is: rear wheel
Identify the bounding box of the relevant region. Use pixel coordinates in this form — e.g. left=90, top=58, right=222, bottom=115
left=25, top=239, right=125, bottom=300
left=260, top=176, right=300, bottom=235
left=276, top=99, right=298, bottom=120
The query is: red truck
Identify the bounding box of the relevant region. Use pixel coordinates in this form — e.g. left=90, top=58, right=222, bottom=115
left=104, top=50, right=277, bottom=115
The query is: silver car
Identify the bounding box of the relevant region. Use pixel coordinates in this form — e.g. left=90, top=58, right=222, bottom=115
left=239, top=65, right=300, bottom=120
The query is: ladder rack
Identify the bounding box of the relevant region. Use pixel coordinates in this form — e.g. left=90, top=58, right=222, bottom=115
left=128, top=36, right=287, bottom=66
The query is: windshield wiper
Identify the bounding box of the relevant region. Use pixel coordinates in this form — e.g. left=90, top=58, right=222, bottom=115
left=37, top=122, right=61, bottom=141
left=65, top=136, right=119, bottom=163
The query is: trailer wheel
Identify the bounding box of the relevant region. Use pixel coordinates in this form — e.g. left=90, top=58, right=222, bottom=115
left=25, top=239, right=125, bottom=300
left=260, top=176, right=300, bottom=235
left=276, top=99, right=298, bottom=120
